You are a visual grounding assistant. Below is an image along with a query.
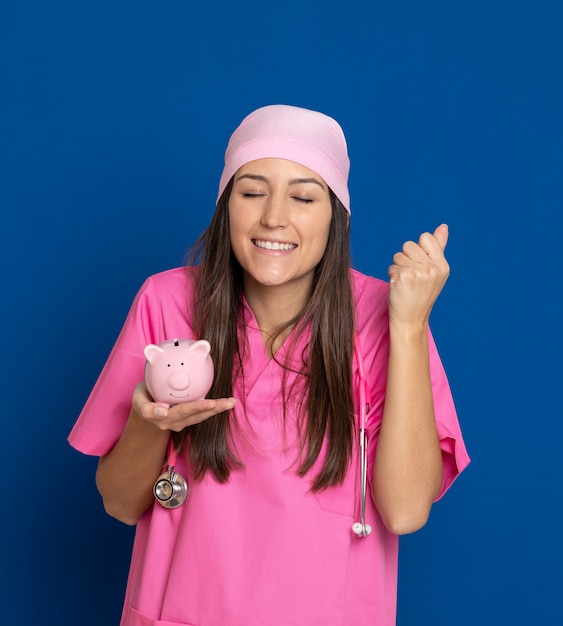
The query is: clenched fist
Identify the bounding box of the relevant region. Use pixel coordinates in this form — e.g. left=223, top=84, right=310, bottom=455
left=387, top=224, right=450, bottom=328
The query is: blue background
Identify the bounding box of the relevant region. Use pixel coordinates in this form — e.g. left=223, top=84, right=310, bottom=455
left=2, top=1, right=562, bottom=624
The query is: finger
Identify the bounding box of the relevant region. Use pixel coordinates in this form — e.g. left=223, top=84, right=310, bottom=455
left=174, top=397, right=237, bottom=421
left=417, top=225, right=449, bottom=259
left=140, top=401, right=169, bottom=420
left=401, top=240, right=430, bottom=263
left=175, top=397, right=237, bottom=417
left=145, top=397, right=237, bottom=431
left=392, top=251, right=410, bottom=267
left=388, top=265, right=400, bottom=288
left=131, top=382, right=168, bottom=418
left=432, top=223, right=449, bottom=250
left=392, top=248, right=425, bottom=267
left=167, top=397, right=238, bottom=430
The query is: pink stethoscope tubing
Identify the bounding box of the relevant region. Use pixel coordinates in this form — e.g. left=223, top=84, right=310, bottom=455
left=352, top=334, right=373, bottom=537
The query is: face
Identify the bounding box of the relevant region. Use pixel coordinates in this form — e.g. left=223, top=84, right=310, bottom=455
left=228, top=158, right=332, bottom=298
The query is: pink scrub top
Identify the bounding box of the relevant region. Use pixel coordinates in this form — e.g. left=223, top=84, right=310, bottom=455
left=68, top=267, right=470, bottom=626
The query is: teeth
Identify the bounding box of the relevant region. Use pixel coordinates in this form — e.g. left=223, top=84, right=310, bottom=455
left=254, top=240, right=296, bottom=251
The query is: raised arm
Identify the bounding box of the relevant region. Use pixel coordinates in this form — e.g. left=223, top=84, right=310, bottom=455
left=371, top=224, right=450, bottom=535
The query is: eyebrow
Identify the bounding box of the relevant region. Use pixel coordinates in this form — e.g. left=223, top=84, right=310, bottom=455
left=235, top=173, right=326, bottom=190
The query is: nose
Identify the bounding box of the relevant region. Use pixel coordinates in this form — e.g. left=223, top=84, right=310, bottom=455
left=170, top=371, right=190, bottom=391
left=260, top=194, right=289, bottom=228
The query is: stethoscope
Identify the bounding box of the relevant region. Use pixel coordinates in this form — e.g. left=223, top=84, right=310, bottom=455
left=153, top=444, right=188, bottom=509
left=154, top=336, right=373, bottom=538
left=351, top=334, right=373, bottom=537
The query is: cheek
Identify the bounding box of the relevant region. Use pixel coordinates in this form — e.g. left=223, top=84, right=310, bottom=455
left=228, top=226, right=242, bottom=262
left=228, top=198, right=254, bottom=229
left=227, top=207, right=252, bottom=269
left=227, top=204, right=243, bottom=245
left=310, top=215, right=332, bottom=253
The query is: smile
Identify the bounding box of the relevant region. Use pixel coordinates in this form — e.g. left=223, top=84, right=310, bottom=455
left=253, top=239, right=297, bottom=251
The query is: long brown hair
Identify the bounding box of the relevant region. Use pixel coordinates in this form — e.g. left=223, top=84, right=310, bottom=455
left=174, top=180, right=355, bottom=491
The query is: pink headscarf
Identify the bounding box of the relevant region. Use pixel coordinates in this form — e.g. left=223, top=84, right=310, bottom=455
left=217, top=104, right=351, bottom=213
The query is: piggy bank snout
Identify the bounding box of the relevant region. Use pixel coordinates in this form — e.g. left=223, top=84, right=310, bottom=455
left=169, top=370, right=190, bottom=390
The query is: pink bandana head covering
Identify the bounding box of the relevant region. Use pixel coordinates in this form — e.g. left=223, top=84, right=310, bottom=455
left=217, top=104, right=351, bottom=213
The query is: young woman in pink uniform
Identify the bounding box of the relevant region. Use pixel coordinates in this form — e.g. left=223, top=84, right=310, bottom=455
left=69, top=104, right=469, bottom=625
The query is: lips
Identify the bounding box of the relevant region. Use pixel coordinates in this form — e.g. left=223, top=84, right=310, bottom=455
left=253, top=239, right=297, bottom=251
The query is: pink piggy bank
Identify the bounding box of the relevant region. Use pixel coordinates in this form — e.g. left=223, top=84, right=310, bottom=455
left=144, top=338, right=214, bottom=406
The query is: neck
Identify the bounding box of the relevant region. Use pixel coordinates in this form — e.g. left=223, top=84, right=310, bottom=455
left=243, top=278, right=311, bottom=356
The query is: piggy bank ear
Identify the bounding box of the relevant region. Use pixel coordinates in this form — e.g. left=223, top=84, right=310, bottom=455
left=190, top=340, right=211, bottom=359
left=144, top=344, right=164, bottom=362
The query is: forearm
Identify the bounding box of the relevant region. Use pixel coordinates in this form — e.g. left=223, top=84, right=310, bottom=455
left=96, top=410, right=169, bottom=525
left=371, top=321, right=443, bottom=535
left=95, top=382, right=237, bottom=525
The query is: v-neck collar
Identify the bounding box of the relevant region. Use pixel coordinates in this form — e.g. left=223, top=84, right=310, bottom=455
left=236, top=295, right=310, bottom=396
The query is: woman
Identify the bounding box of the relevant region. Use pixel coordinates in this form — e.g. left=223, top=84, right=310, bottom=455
left=68, top=104, right=469, bottom=626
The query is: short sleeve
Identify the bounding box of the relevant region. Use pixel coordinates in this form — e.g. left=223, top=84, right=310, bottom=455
left=427, top=330, right=471, bottom=500
left=67, top=269, right=194, bottom=457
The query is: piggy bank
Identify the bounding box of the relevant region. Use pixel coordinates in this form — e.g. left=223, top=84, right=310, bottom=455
left=144, top=338, right=214, bottom=406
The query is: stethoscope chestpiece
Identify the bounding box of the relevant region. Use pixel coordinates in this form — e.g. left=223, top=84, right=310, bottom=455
left=154, top=465, right=188, bottom=509
left=352, top=521, right=373, bottom=537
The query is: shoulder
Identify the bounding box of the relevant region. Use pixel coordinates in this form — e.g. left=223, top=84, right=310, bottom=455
left=350, top=269, right=390, bottom=353
left=145, top=266, right=195, bottom=289
left=351, top=269, right=389, bottom=318
left=127, top=267, right=198, bottom=338
left=351, top=268, right=388, bottom=293
left=140, top=266, right=197, bottom=301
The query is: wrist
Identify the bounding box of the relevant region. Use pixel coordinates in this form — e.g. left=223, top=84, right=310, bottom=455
left=388, top=318, right=429, bottom=342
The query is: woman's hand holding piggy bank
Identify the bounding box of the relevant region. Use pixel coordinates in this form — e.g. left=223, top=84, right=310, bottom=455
left=135, top=338, right=235, bottom=432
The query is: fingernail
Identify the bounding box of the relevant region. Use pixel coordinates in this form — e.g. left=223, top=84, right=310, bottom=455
left=154, top=407, right=168, bottom=418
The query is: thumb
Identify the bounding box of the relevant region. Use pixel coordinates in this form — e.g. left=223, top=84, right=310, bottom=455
left=433, top=223, right=449, bottom=250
